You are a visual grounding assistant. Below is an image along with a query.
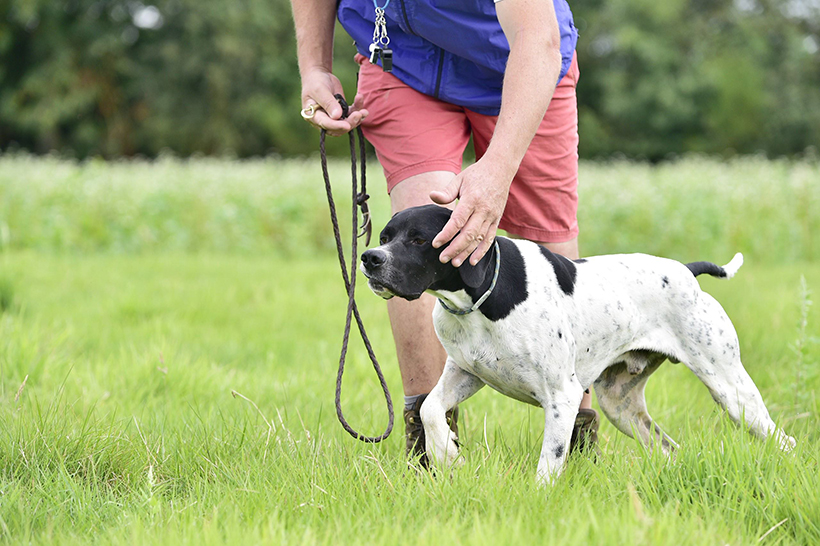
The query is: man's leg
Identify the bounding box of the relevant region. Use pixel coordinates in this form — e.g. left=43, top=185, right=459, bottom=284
left=387, top=171, right=455, bottom=397
left=387, top=171, right=462, bottom=466
left=354, top=54, right=472, bottom=463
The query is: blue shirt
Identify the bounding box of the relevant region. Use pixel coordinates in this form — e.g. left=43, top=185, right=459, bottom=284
left=337, top=0, right=578, bottom=115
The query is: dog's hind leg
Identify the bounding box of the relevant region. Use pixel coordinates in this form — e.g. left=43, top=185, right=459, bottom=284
left=421, top=359, right=485, bottom=468
left=594, top=356, right=679, bottom=455
left=677, top=294, right=795, bottom=450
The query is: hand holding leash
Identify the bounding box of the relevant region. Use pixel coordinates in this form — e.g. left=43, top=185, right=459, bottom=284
left=300, top=69, right=368, bottom=136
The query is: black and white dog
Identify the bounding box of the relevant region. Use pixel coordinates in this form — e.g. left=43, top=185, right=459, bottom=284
left=361, top=205, right=794, bottom=484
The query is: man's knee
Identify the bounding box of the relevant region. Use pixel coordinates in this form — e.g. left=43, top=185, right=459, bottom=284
left=537, top=238, right=579, bottom=260
left=390, top=171, right=456, bottom=214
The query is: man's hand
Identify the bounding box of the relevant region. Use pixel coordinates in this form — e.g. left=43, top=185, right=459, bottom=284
left=301, top=68, right=368, bottom=137
left=430, top=158, right=515, bottom=267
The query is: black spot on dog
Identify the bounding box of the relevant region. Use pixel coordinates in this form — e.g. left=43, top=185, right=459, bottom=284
left=557, top=330, right=563, bottom=339
left=553, top=412, right=560, bottom=419
left=553, top=444, right=564, bottom=459
left=662, top=276, right=669, bottom=288
left=538, top=246, right=577, bottom=296
left=574, top=258, right=587, bottom=264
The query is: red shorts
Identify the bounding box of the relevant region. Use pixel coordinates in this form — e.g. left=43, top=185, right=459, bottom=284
left=356, top=53, right=580, bottom=243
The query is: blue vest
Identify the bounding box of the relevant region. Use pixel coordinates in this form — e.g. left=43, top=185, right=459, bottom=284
left=337, top=0, right=578, bottom=116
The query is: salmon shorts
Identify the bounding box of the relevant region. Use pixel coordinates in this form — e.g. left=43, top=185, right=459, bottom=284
left=356, top=52, right=580, bottom=243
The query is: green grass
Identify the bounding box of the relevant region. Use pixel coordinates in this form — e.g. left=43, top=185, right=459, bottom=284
left=0, top=154, right=818, bottom=261
left=0, top=155, right=819, bottom=544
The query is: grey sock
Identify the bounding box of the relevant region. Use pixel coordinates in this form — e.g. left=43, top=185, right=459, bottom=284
left=404, top=393, right=426, bottom=410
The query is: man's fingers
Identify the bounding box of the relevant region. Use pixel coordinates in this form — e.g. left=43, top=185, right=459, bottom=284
left=452, top=218, right=492, bottom=267
left=317, top=93, right=344, bottom=120
left=435, top=205, right=470, bottom=254
left=443, top=214, right=486, bottom=267
left=311, top=112, right=349, bottom=132
left=431, top=180, right=465, bottom=249
left=469, top=220, right=498, bottom=266
left=310, top=110, right=368, bottom=136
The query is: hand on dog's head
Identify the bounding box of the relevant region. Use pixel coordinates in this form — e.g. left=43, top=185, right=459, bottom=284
left=360, top=205, right=495, bottom=300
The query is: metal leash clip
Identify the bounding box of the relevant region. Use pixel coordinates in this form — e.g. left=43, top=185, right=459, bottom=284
left=301, top=103, right=321, bottom=120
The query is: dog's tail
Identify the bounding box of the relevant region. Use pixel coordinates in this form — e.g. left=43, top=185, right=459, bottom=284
left=685, top=253, right=744, bottom=280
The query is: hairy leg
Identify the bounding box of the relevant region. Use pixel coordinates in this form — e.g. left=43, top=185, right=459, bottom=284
left=594, top=360, right=678, bottom=455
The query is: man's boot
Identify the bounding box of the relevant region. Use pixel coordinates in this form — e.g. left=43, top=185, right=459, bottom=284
left=569, top=407, right=600, bottom=456
left=404, top=393, right=458, bottom=468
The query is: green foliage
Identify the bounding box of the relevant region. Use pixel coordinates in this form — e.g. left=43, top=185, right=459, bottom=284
left=1, top=0, right=819, bottom=159
left=573, top=0, right=820, bottom=159
left=0, top=0, right=359, bottom=158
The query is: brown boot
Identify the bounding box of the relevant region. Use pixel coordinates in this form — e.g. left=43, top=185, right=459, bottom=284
left=404, top=393, right=459, bottom=468
left=569, top=407, right=600, bottom=457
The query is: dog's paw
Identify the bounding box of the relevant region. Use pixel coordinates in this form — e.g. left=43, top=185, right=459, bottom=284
left=426, top=431, right=462, bottom=468
left=535, top=470, right=558, bottom=488
left=777, top=431, right=797, bottom=452
left=448, top=438, right=465, bottom=468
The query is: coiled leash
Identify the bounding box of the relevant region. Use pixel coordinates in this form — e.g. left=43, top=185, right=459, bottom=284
left=318, top=95, right=394, bottom=442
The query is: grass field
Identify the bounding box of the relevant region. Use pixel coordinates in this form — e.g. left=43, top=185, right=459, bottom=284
left=0, top=155, right=818, bottom=544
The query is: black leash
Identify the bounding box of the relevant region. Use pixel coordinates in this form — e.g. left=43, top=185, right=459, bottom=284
left=320, top=95, right=394, bottom=443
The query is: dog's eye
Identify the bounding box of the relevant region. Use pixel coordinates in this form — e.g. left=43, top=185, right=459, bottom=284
left=412, top=238, right=427, bottom=246
left=380, top=235, right=388, bottom=245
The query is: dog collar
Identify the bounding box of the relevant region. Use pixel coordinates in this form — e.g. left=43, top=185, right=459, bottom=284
left=438, top=241, right=501, bottom=316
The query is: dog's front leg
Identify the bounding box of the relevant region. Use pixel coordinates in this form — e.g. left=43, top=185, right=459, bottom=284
left=536, top=380, right=585, bottom=486
left=421, top=359, right=484, bottom=468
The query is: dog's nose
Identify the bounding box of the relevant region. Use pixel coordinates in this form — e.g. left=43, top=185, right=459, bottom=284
left=362, top=249, right=387, bottom=269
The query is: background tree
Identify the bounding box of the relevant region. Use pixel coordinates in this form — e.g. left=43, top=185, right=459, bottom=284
left=0, top=0, right=818, bottom=159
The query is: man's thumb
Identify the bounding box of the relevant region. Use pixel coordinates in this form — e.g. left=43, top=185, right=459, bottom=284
left=318, top=93, right=343, bottom=120
left=430, top=178, right=460, bottom=205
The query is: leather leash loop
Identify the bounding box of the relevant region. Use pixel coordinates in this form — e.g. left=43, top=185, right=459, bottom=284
left=335, top=93, right=350, bottom=119
left=320, top=95, right=393, bottom=443
left=333, top=94, right=373, bottom=245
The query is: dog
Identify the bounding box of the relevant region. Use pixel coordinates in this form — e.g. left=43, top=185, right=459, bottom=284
left=360, top=205, right=795, bottom=484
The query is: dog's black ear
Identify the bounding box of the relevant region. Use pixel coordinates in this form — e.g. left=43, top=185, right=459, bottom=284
left=458, top=244, right=495, bottom=289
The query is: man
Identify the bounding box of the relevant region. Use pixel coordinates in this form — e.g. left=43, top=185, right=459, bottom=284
left=291, top=0, right=598, bottom=463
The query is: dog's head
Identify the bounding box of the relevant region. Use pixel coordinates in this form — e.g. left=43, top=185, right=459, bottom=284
left=360, top=204, right=494, bottom=301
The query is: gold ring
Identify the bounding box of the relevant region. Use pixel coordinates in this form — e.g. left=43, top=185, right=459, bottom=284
left=301, top=103, right=321, bottom=120
left=476, top=234, right=484, bottom=242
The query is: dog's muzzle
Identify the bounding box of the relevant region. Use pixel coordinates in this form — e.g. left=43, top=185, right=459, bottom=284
left=361, top=248, right=396, bottom=300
